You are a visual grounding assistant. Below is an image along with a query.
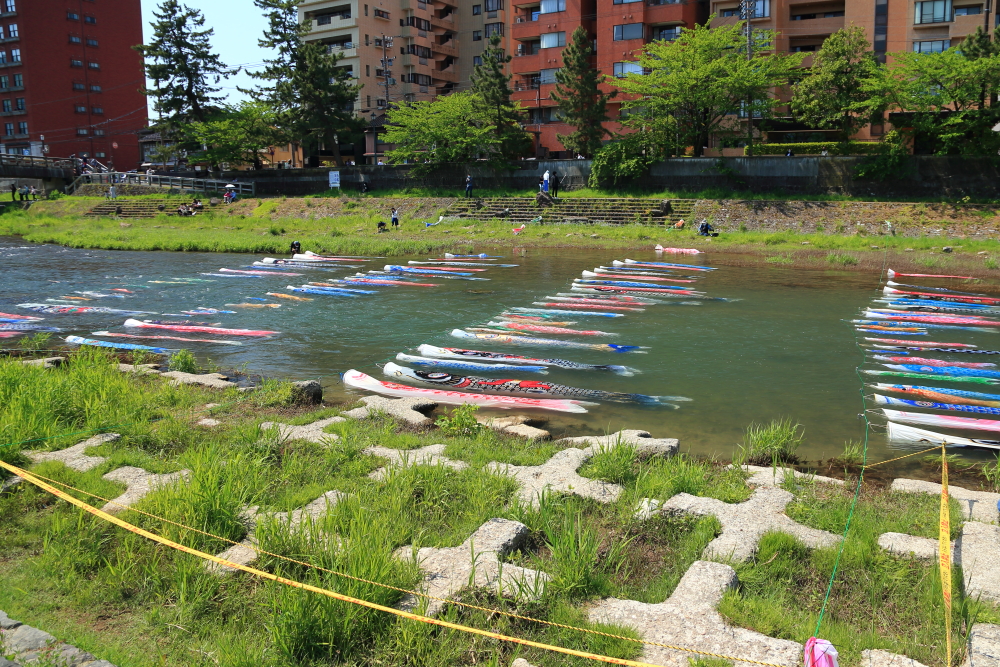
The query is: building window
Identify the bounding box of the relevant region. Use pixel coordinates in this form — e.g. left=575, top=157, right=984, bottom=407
left=9, top=47, right=17, bottom=61
left=404, top=44, right=432, bottom=57
left=90, top=84, right=101, bottom=92
left=613, top=61, right=644, bottom=77
left=0, top=76, right=8, bottom=89
left=539, top=67, right=560, bottom=84
left=914, top=38, right=950, bottom=51
left=613, top=23, right=644, bottom=40
left=3, top=1, right=13, bottom=12
left=84, top=15, right=96, bottom=24
left=403, top=16, right=431, bottom=30
left=13, top=96, right=20, bottom=109
left=374, top=8, right=390, bottom=18
left=473, top=55, right=483, bottom=65
left=736, top=0, right=770, bottom=17
left=7, top=23, right=15, bottom=37
left=540, top=31, right=565, bottom=48
left=540, top=0, right=566, bottom=11
left=365, top=33, right=369, bottom=45
left=75, top=104, right=86, bottom=113
left=76, top=128, right=88, bottom=136
left=472, top=30, right=482, bottom=40
left=1, top=100, right=9, bottom=112
left=12, top=72, right=20, bottom=86
left=915, top=0, right=951, bottom=22
left=69, top=34, right=81, bottom=43
left=68, top=11, right=79, bottom=20
left=613, top=0, right=642, bottom=4
left=791, top=44, right=818, bottom=51
left=366, top=64, right=370, bottom=76
left=720, top=7, right=740, bottom=16
left=95, top=152, right=106, bottom=158
left=485, top=0, right=503, bottom=10
left=473, top=3, right=482, bottom=12
left=485, top=22, right=504, bottom=36
left=16, top=120, right=24, bottom=134
left=86, top=38, right=98, bottom=47
left=0, top=51, right=6, bottom=65
left=656, top=26, right=682, bottom=40
left=88, top=61, right=100, bottom=69
left=94, top=129, right=105, bottom=136
left=4, top=123, right=11, bottom=136
left=954, top=4, right=981, bottom=13
left=71, top=59, right=83, bottom=67
left=92, top=107, right=103, bottom=114
left=365, top=4, right=369, bottom=15
left=73, top=82, right=85, bottom=91
left=366, top=94, right=371, bottom=107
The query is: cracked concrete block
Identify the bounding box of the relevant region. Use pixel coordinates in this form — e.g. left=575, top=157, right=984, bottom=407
left=342, top=395, right=436, bottom=427
left=260, top=416, right=345, bottom=444
left=862, top=649, right=931, bottom=667
left=957, top=522, right=1000, bottom=604
left=734, top=465, right=844, bottom=488
left=962, top=623, right=1000, bottom=667
left=208, top=491, right=344, bottom=575
left=891, top=478, right=1000, bottom=524
left=100, top=467, right=190, bottom=515
left=367, top=444, right=468, bottom=480
left=657, top=487, right=840, bottom=561
left=4, top=625, right=55, bottom=653
left=196, top=418, right=221, bottom=427
left=590, top=560, right=802, bottom=667
left=556, top=429, right=679, bottom=457
left=488, top=447, right=621, bottom=508
left=477, top=415, right=550, bottom=441
left=118, top=363, right=162, bottom=375
left=160, top=371, right=237, bottom=390
left=50, top=643, right=97, bottom=666
left=0, top=610, right=21, bottom=630
left=878, top=532, right=956, bottom=561
left=21, top=357, right=66, bottom=368
left=395, top=518, right=547, bottom=616
left=24, top=433, right=119, bottom=472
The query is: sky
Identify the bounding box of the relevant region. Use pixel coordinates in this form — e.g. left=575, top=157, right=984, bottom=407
left=140, top=0, right=271, bottom=115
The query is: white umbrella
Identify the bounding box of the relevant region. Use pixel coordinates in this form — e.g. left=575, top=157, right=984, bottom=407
left=225, top=184, right=237, bottom=189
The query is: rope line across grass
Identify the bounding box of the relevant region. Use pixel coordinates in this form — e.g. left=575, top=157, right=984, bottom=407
left=2, top=459, right=791, bottom=667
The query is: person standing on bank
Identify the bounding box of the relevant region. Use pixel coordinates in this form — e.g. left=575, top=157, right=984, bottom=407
left=550, top=170, right=560, bottom=198
left=9, top=183, right=15, bottom=202
left=465, top=174, right=473, bottom=198
left=391, top=207, right=399, bottom=229
left=542, top=169, right=550, bottom=193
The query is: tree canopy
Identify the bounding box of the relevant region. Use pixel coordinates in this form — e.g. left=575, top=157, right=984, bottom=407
left=615, top=19, right=803, bottom=157
left=188, top=102, right=282, bottom=170
left=551, top=26, right=616, bottom=158
left=383, top=92, right=500, bottom=166
left=470, top=34, right=532, bottom=162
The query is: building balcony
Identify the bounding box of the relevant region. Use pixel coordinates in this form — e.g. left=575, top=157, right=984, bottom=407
left=431, top=40, right=458, bottom=57
left=308, top=15, right=357, bottom=33
left=511, top=51, right=542, bottom=72
left=430, top=14, right=455, bottom=30
left=400, top=53, right=433, bottom=68
left=0, top=109, right=25, bottom=116
left=399, top=25, right=432, bottom=39
left=432, top=67, right=458, bottom=82
left=953, top=12, right=986, bottom=37
left=512, top=22, right=544, bottom=40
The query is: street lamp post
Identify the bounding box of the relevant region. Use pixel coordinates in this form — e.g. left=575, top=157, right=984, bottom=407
left=739, top=0, right=755, bottom=156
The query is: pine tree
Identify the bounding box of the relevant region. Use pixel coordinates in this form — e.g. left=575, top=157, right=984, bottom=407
left=470, top=34, right=532, bottom=161
left=550, top=26, right=615, bottom=158
left=960, top=26, right=1000, bottom=107
left=135, top=0, right=230, bottom=126
left=250, top=0, right=363, bottom=166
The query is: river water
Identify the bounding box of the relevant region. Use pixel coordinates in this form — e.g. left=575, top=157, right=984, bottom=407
left=6, top=238, right=999, bottom=466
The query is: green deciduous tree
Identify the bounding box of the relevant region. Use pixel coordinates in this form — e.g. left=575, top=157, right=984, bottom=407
left=383, top=92, right=499, bottom=167
left=470, top=34, right=532, bottom=162
left=251, top=0, right=364, bottom=166
left=135, top=0, right=231, bottom=126
left=790, top=27, right=883, bottom=142
left=614, top=19, right=804, bottom=157
left=189, top=102, right=283, bottom=170
left=550, top=26, right=616, bottom=158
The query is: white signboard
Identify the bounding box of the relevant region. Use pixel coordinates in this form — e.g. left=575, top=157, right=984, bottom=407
left=329, top=170, right=341, bottom=188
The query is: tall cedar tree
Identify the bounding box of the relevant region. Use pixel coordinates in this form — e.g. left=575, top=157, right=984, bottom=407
left=790, top=27, right=882, bottom=142
left=135, top=0, right=230, bottom=127
left=961, top=26, right=1000, bottom=107
left=251, top=0, right=363, bottom=166
left=551, top=26, right=615, bottom=158
left=470, top=34, right=532, bottom=161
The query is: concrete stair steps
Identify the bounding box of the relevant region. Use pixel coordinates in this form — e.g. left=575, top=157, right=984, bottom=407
left=84, top=200, right=177, bottom=219
left=446, top=196, right=694, bottom=225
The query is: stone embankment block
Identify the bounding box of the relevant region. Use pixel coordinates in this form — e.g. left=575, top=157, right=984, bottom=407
left=261, top=416, right=345, bottom=444
left=117, top=363, right=162, bottom=375
left=23, top=433, right=119, bottom=472
left=510, top=660, right=536, bottom=667
left=651, top=487, right=839, bottom=561
left=957, top=522, right=1000, bottom=604
left=733, top=464, right=844, bottom=488
left=342, top=395, right=436, bottom=426
left=395, top=518, right=547, bottom=616
left=476, top=415, right=550, bottom=440
left=962, top=623, right=1000, bottom=667
left=555, top=429, right=679, bottom=457
left=290, top=380, right=323, bottom=404
left=589, top=560, right=802, bottom=667
left=367, top=444, right=467, bottom=480
left=20, top=357, right=65, bottom=368
left=891, top=479, right=1000, bottom=524
left=208, top=490, right=344, bottom=575
left=878, top=532, right=954, bottom=561
left=100, top=467, right=189, bottom=515
left=0, top=610, right=116, bottom=667
left=862, top=649, right=931, bottom=667
left=488, top=448, right=622, bottom=508
left=160, top=371, right=237, bottom=390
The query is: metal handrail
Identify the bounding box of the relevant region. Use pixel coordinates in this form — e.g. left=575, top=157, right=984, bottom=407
left=65, top=172, right=256, bottom=196
left=0, top=154, right=77, bottom=170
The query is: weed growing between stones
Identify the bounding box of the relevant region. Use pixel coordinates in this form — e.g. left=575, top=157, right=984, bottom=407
left=168, top=348, right=199, bottom=374
left=734, top=418, right=804, bottom=467
left=826, top=252, right=860, bottom=266
left=719, top=480, right=986, bottom=667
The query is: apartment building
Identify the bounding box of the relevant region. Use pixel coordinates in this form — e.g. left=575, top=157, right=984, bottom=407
left=2, top=0, right=147, bottom=167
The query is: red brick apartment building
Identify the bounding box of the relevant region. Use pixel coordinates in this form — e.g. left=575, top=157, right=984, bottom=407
left=6, top=0, right=147, bottom=167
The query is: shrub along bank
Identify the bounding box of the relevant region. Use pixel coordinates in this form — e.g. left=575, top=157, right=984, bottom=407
left=1, top=346, right=998, bottom=666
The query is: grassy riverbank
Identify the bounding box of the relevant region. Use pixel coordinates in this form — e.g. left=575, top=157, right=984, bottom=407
left=1, top=347, right=998, bottom=666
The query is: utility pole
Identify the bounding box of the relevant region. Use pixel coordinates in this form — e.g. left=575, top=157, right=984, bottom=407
left=380, top=35, right=395, bottom=110
left=740, top=0, right=755, bottom=156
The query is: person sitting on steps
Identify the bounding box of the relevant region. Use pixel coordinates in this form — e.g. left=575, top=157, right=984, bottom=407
left=698, top=220, right=715, bottom=236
